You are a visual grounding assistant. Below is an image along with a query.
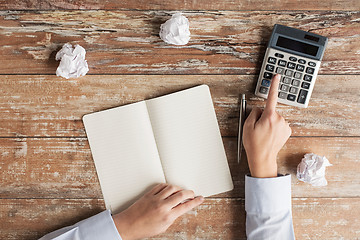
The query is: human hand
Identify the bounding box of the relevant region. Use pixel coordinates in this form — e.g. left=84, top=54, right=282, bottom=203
left=243, top=74, right=292, bottom=178
left=112, top=183, right=204, bottom=240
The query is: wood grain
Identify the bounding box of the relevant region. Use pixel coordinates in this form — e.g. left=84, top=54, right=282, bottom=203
left=1, top=137, right=358, bottom=199
left=1, top=75, right=359, bottom=137
left=0, top=2, right=358, bottom=239
left=0, top=11, right=359, bottom=74
left=1, top=0, right=359, bottom=11
left=0, top=198, right=359, bottom=240
left=0, top=198, right=106, bottom=240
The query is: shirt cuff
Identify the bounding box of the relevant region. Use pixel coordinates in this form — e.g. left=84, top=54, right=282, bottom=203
left=76, top=210, right=122, bottom=240
left=245, top=174, right=291, bottom=214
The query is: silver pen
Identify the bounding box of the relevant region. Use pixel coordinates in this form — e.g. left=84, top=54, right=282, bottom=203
left=237, top=94, right=247, bottom=164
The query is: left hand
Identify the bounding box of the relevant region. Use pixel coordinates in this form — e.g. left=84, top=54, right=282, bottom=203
left=112, top=183, right=204, bottom=240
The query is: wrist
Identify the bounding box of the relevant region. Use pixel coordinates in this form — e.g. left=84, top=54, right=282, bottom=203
left=112, top=211, right=135, bottom=240
left=248, top=156, right=278, bottom=178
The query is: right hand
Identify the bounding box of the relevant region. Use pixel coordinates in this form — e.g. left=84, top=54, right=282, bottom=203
left=112, top=183, right=204, bottom=240
left=243, top=74, right=292, bottom=178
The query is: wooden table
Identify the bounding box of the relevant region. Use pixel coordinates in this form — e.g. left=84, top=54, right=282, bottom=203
left=0, top=1, right=359, bottom=239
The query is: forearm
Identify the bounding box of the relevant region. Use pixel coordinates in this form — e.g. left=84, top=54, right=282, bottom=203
left=39, top=210, right=122, bottom=240
left=245, top=175, right=295, bottom=240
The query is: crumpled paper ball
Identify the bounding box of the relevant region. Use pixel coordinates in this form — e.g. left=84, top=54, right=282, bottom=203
left=297, top=153, right=332, bottom=187
left=159, top=13, right=190, bottom=45
left=55, top=43, right=89, bottom=79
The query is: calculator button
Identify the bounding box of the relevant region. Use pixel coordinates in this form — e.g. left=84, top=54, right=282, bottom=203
left=298, top=59, right=306, bottom=64
left=263, top=72, right=273, bottom=79
left=289, top=56, right=297, bottom=62
left=297, top=89, right=308, bottom=104
left=304, top=74, right=313, bottom=82
left=266, top=64, right=275, bottom=72
left=287, top=94, right=296, bottom=101
left=293, top=72, right=302, bottom=79
left=301, top=82, right=310, bottom=89
left=280, top=84, right=290, bottom=92
left=292, top=79, right=300, bottom=87
left=285, top=69, right=293, bottom=77
left=275, top=53, right=284, bottom=58
left=268, top=57, right=277, bottom=64
left=261, top=79, right=271, bottom=87
left=276, top=67, right=285, bottom=74
left=287, top=62, right=296, bottom=69
left=296, top=64, right=305, bottom=72
left=308, top=61, right=316, bottom=67
left=282, top=77, right=292, bottom=84
left=259, top=86, right=269, bottom=94
left=289, top=87, right=299, bottom=94
left=278, top=92, right=287, bottom=99
left=306, top=67, right=315, bottom=74
left=278, top=60, right=287, bottom=67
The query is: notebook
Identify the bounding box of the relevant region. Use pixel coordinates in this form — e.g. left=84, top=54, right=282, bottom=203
left=83, top=85, right=234, bottom=214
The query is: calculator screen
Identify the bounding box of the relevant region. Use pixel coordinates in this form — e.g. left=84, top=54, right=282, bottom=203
left=276, top=36, right=319, bottom=56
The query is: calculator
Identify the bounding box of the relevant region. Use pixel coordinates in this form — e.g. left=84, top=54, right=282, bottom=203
left=255, top=24, right=328, bottom=108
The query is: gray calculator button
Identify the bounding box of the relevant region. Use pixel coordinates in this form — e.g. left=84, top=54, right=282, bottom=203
left=278, top=60, right=287, bottom=67
left=304, top=74, right=312, bottom=82
left=280, top=84, right=290, bottom=92
left=308, top=61, right=316, bottom=67
left=293, top=72, right=302, bottom=79
left=276, top=67, right=285, bottom=74
left=292, top=79, right=300, bottom=87
left=278, top=92, right=287, bottom=99
left=259, top=86, right=269, bottom=94
left=287, top=94, right=296, bottom=101
left=289, top=87, right=299, bottom=94
left=306, top=67, right=315, bottom=74
left=285, top=69, right=293, bottom=77
left=302, top=82, right=310, bottom=89
left=287, top=62, right=296, bottom=69
left=282, top=77, right=292, bottom=84
left=268, top=57, right=277, bottom=64
left=297, top=89, right=308, bottom=104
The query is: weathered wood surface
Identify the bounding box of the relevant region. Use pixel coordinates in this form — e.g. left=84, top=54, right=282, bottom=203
left=1, top=137, right=358, bottom=199
left=0, top=11, right=359, bottom=75
left=1, top=0, right=359, bottom=11
left=1, top=1, right=359, bottom=239
left=1, top=75, right=359, bottom=137
left=0, top=198, right=359, bottom=240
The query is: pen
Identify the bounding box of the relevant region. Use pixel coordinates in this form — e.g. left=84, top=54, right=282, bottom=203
left=237, top=94, right=247, bottom=164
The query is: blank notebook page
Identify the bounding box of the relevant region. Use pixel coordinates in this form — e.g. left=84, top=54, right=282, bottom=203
left=83, top=101, right=166, bottom=214
left=146, top=85, right=234, bottom=197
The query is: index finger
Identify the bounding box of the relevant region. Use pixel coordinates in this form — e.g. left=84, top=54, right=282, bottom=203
left=264, top=74, right=281, bottom=113
left=172, top=196, right=204, bottom=217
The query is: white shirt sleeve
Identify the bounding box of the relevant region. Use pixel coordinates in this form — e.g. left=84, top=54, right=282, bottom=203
left=39, top=210, right=122, bottom=240
left=245, top=174, right=295, bottom=240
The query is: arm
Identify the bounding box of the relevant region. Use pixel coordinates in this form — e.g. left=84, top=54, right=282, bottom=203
left=39, top=210, right=122, bottom=240
left=243, top=74, right=295, bottom=239
left=40, top=184, right=203, bottom=240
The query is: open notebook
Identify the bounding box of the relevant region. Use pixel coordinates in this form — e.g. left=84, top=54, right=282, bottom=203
left=83, top=85, right=233, bottom=214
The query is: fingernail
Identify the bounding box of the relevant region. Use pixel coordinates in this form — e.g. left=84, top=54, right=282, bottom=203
left=198, top=196, right=204, bottom=201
